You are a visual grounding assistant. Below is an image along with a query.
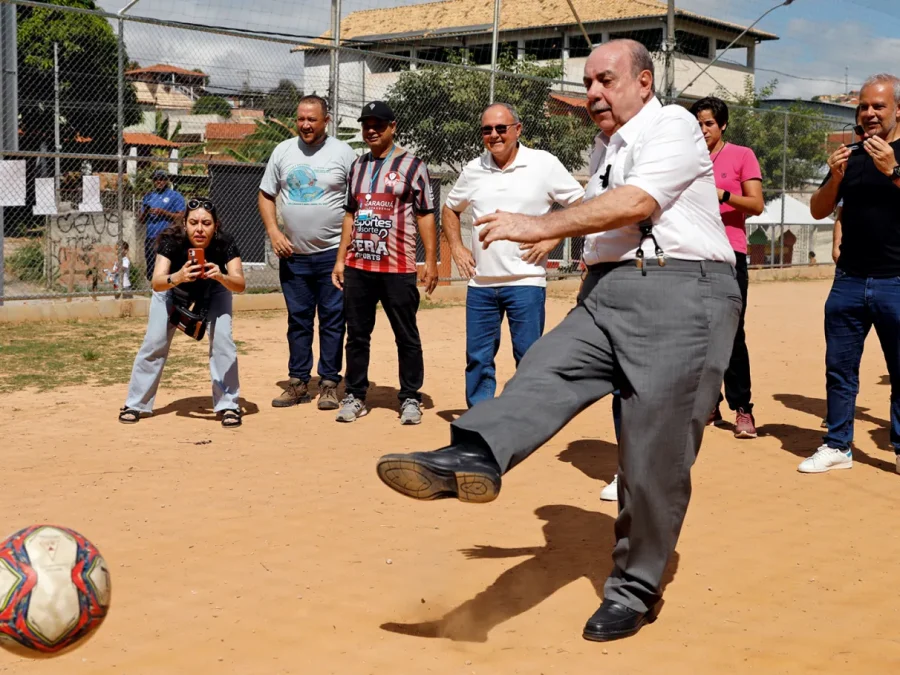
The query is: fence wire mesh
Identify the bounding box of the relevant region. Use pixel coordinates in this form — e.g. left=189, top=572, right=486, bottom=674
left=0, top=0, right=851, bottom=302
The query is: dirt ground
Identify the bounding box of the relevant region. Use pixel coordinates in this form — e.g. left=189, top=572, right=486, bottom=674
left=2, top=278, right=900, bottom=674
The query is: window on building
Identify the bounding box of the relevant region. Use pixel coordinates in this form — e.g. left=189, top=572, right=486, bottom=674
left=609, top=28, right=663, bottom=53
left=467, top=42, right=519, bottom=65
left=716, top=39, right=748, bottom=66
left=567, top=33, right=603, bottom=58
left=416, top=47, right=454, bottom=64
left=369, top=51, right=411, bottom=73
left=675, top=30, right=711, bottom=59
left=524, top=37, right=564, bottom=61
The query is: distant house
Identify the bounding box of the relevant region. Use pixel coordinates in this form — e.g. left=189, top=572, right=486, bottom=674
left=126, top=64, right=210, bottom=111
left=204, top=123, right=258, bottom=155
left=295, top=0, right=777, bottom=129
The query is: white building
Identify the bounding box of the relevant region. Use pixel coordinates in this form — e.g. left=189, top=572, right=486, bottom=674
left=295, top=0, right=777, bottom=129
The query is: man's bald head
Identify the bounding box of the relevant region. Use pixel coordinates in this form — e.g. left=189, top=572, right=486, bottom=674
left=583, top=39, right=656, bottom=136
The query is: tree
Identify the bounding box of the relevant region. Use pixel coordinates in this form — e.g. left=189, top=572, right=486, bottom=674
left=192, top=95, right=232, bottom=118
left=16, top=0, right=142, bottom=153
left=384, top=51, right=596, bottom=175
left=152, top=111, right=181, bottom=142
left=224, top=116, right=296, bottom=164
left=719, top=79, right=832, bottom=193
left=263, top=79, right=301, bottom=119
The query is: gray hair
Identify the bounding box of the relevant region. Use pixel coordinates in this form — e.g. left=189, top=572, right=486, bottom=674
left=861, top=73, right=900, bottom=105
left=482, top=102, right=520, bottom=123
left=605, top=39, right=656, bottom=94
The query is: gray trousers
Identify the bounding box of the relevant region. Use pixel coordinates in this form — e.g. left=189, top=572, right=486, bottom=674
left=125, top=288, right=240, bottom=413
left=452, top=259, right=741, bottom=614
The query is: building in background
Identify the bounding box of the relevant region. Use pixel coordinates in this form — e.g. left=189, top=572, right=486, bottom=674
left=296, top=0, right=777, bottom=130
left=125, top=64, right=210, bottom=112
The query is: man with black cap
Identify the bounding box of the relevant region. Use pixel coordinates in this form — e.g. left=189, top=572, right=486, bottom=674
left=332, top=101, right=438, bottom=425
left=140, top=169, right=185, bottom=280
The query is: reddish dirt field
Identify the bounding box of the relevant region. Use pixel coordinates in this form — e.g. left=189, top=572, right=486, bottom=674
left=2, top=278, right=900, bottom=674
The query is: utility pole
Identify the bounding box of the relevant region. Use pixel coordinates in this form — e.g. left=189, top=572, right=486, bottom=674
left=54, top=42, right=61, bottom=193
left=488, top=0, right=501, bottom=104
left=665, top=0, right=675, bottom=102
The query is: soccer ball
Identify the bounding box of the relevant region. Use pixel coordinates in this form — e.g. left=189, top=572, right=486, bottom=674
left=0, top=525, right=111, bottom=655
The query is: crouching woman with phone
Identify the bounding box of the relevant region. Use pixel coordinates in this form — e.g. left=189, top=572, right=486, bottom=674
left=119, top=199, right=246, bottom=428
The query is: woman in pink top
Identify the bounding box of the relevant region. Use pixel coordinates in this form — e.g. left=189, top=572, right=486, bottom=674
left=690, top=96, right=764, bottom=439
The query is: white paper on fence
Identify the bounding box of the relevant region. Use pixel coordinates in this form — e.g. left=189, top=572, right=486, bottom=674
left=33, top=178, right=58, bottom=215
left=126, top=146, right=137, bottom=179
left=168, top=149, right=179, bottom=176
left=0, top=160, right=27, bottom=206
left=79, top=175, right=103, bottom=212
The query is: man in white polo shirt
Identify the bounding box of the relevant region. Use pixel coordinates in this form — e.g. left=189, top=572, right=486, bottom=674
left=443, top=103, right=584, bottom=407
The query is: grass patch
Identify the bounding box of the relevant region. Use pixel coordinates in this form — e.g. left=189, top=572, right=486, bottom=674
left=0, top=317, right=252, bottom=394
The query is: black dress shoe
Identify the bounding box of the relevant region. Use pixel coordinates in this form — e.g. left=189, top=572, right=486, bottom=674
left=582, top=600, right=655, bottom=642
left=376, top=444, right=502, bottom=503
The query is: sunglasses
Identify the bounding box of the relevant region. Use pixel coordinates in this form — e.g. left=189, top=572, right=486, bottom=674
left=187, top=199, right=215, bottom=211
left=481, top=123, right=518, bottom=136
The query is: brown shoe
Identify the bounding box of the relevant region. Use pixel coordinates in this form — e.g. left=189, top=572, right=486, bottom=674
left=272, top=378, right=310, bottom=407
left=317, top=380, right=340, bottom=410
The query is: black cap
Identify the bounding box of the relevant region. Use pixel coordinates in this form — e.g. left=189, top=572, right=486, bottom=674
left=358, top=101, right=395, bottom=122
left=151, top=169, right=168, bottom=180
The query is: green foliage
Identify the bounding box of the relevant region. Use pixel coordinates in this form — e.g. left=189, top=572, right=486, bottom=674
left=153, top=111, right=182, bottom=142
left=192, top=95, right=233, bottom=118
left=224, top=116, right=296, bottom=164
left=384, top=51, right=595, bottom=174
left=263, top=79, right=301, bottom=119
left=718, top=79, right=831, bottom=193
left=16, top=0, right=142, bottom=153
left=7, top=239, right=45, bottom=283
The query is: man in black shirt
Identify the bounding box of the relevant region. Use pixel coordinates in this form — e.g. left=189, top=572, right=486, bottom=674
left=800, top=73, right=900, bottom=474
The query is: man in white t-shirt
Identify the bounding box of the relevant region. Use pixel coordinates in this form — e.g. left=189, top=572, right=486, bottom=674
left=376, top=40, right=741, bottom=641
left=443, top=103, right=584, bottom=407
left=259, top=95, right=357, bottom=411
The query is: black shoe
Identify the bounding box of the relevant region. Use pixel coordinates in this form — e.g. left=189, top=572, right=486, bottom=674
left=582, top=600, right=655, bottom=642
left=376, top=444, right=502, bottom=503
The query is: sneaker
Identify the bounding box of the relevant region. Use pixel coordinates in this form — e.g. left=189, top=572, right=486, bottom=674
left=317, top=380, right=340, bottom=411
left=336, top=395, right=368, bottom=423
left=399, top=398, right=423, bottom=425
left=821, top=418, right=828, bottom=429
left=797, top=445, right=852, bottom=473
left=272, top=378, right=310, bottom=407
left=600, top=475, right=618, bottom=502
left=734, top=407, right=758, bottom=439
left=708, top=404, right=723, bottom=426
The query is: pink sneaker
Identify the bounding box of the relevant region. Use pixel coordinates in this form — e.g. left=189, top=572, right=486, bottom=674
left=734, top=408, right=757, bottom=439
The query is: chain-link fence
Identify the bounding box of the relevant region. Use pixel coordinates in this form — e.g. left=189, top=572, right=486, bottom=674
left=0, top=0, right=850, bottom=302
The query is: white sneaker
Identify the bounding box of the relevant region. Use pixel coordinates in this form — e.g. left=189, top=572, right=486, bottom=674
left=797, top=445, right=852, bottom=473
left=600, top=475, right=618, bottom=501
left=335, top=394, right=368, bottom=423
left=399, top=398, right=423, bottom=425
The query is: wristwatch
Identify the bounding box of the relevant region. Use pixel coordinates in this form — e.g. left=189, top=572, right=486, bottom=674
left=719, top=190, right=731, bottom=204
left=892, top=164, right=900, bottom=180
left=167, top=274, right=175, bottom=286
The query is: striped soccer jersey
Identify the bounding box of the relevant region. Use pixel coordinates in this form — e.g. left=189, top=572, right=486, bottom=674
left=343, top=147, right=435, bottom=274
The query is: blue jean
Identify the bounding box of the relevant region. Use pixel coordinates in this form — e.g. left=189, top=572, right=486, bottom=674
left=465, top=285, right=546, bottom=407
left=824, top=270, right=900, bottom=453
left=280, top=249, right=345, bottom=384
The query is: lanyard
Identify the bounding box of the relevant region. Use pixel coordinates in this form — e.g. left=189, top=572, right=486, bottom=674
left=369, top=145, right=395, bottom=192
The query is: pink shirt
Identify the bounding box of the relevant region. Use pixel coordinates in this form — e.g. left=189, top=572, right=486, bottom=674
left=711, top=143, right=762, bottom=254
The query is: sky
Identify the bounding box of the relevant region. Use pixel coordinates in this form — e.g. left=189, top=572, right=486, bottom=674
left=91, top=0, right=900, bottom=101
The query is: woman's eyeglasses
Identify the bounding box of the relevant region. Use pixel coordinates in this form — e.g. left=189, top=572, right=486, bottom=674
left=480, top=123, right=518, bottom=136
left=187, top=199, right=215, bottom=211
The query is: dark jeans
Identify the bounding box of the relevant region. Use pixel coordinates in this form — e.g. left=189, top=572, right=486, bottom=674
left=343, top=266, right=423, bottom=402
left=824, top=269, right=900, bottom=453
left=465, top=285, right=546, bottom=407
left=719, top=252, right=752, bottom=411
left=280, top=249, right=345, bottom=384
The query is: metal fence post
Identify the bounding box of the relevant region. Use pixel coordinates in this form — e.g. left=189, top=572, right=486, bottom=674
left=0, top=1, right=18, bottom=305
left=116, top=17, right=125, bottom=286
left=488, top=0, right=500, bottom=104
left=779, top=110, right=788, bottom=267
left=329, top=0, right=341, bottom=136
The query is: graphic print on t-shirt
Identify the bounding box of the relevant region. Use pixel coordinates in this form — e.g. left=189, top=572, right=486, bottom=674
left=284, top=164, right=326, bottom=204
left=352, top=192, right=396, bottom=262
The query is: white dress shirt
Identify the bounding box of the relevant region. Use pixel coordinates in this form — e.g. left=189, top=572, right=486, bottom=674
left=446, top=144, right=585, bottom=287
left=582, top=97, right=735, bottom=266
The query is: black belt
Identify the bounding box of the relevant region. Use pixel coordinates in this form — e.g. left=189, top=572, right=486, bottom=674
left=587, top=259, right=736, bottom=277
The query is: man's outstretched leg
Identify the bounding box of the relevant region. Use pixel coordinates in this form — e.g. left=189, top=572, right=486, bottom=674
left=376, top=300, right=616, bottom=502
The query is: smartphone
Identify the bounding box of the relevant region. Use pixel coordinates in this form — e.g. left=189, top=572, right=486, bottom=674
left=847, top=124, right=867, bottom=153
left=188, top=248, right=206, bottom=278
